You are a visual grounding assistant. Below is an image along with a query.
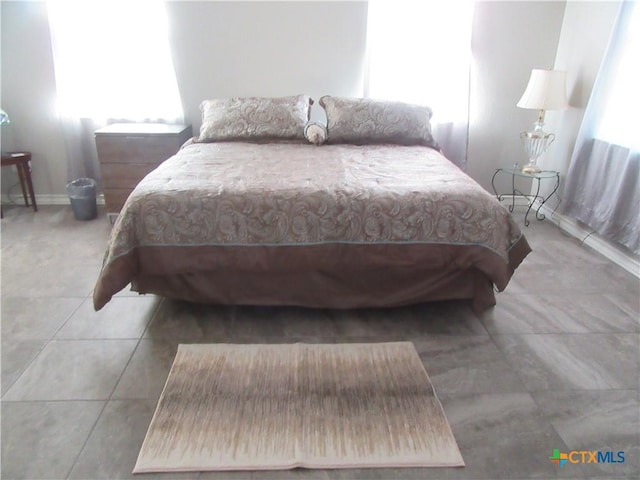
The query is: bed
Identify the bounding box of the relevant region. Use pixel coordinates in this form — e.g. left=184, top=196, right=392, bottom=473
left=93, top=95, right=530, bottom=312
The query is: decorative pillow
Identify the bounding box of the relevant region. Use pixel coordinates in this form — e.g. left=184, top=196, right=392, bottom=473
left=319, top=96, right=438, bottom=148
left=197, top=94, right=312, bottom=143
left=304, top=121, right=327, bottom=146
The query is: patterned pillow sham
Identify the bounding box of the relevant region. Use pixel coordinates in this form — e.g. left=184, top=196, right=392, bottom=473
left=197, top=94, right=312, bottom=143
left=319, top=96, right=438, bottom=148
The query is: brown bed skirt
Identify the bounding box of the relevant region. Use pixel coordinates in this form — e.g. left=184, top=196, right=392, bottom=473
left=94, top=237, right=531, bottom=313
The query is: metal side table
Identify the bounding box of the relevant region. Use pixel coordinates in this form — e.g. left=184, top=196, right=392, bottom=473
left=491, top=167, right=560, bottom=226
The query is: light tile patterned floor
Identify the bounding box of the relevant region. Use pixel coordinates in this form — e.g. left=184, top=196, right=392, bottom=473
left=1, top=205, right=638, bottom=480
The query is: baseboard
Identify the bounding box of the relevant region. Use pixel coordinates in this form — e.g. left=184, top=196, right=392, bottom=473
left=538, top=204, right=639, bottom=278
left=1, top=194, right=106, bottom=206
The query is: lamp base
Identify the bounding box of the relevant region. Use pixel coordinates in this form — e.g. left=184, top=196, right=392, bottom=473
left=520, top=124, right=554, bottom=175
left=522, top=162, right=542, bottom=174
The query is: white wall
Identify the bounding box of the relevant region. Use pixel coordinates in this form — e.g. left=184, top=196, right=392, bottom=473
left=1, top=0, right=618, bottom=201
left=0, top=1, right=368, bottom=198
left=468, top=0, right=565, bottom=193
left=166, top=1, right=368, bottom=133
left=1, top=1, right=67, bottom=199
left=539, top=0, right=621, bottom=205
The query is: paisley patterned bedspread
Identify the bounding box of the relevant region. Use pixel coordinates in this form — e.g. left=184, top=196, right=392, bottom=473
left=106, top=142, right=522, bottom=262
left=94, top=142, right=529, bottom=310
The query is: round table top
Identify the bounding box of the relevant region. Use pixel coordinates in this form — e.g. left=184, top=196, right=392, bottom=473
left=1, top=151, right=31, bottom=165
left=496, top=166, right=559, bottom=179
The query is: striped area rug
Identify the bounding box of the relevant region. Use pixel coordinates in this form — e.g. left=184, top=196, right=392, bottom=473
left=133, top=342, right=464, bottom=473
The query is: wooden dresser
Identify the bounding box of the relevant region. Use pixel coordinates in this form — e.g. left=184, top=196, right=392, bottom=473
left=95, top=123, right=192, bottom=220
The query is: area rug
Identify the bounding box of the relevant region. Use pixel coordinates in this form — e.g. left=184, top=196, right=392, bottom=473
left=133, top=342, right=464, bottom=473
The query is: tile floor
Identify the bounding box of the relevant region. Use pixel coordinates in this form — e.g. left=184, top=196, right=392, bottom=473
left=1, top=205, right=638, bottom=480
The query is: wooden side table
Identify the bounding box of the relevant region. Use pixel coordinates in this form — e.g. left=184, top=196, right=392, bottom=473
left=1, top=151, right=37, bottom=217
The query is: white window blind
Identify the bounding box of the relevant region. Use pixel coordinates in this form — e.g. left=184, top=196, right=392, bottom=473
left=47, top=0, right=183, bottom=123
left=595, top=1, right=639, bottom=150
left=365, top=0, right=474, bottom=123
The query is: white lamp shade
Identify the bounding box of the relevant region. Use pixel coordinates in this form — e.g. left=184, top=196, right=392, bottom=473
left=517, top=69, right=569, bottom=110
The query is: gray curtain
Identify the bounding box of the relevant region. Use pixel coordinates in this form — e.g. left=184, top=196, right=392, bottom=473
left=561, top=1, right=639, bottom=254
left=563, top=139, right=639, bottom=253
left=60, top=117, right=102, bottom=185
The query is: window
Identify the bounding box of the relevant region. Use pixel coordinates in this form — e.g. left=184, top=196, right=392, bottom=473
left=561, top=1, right=639, bottom=254
left=365, top=0, right=474, bottom=123
left=595, top=0, right=639, bottom=150
left=47, top=0, right=183, bottom=122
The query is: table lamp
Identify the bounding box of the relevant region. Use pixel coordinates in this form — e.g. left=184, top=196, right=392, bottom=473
left=517, top=69, right=568, bottom=174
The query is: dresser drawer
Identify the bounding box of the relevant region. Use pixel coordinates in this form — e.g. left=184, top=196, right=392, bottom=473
left=95, top=123, right=191, bottom=216
left=100, top=163, right=159, bottom=189
left=95, top=135, right=182, bottom=164
left=104, top=188, right=134, bottom=212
